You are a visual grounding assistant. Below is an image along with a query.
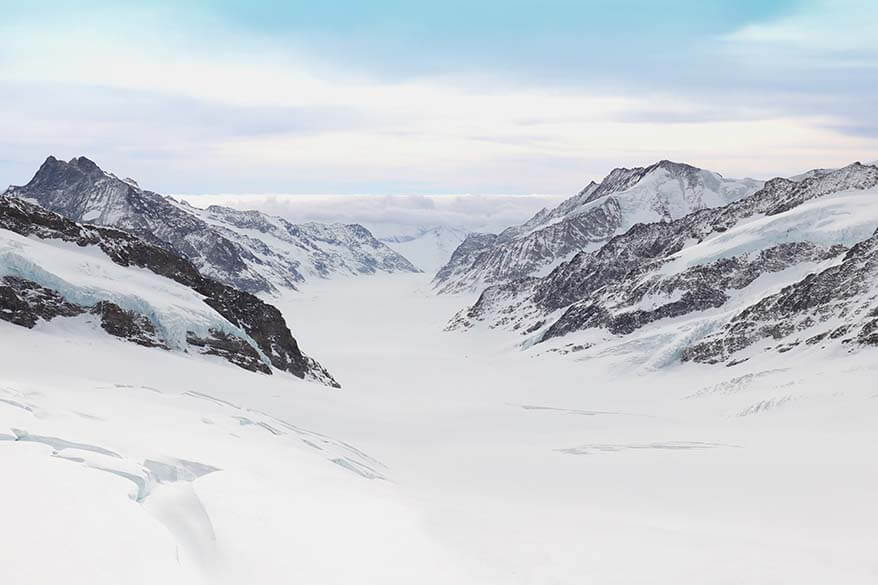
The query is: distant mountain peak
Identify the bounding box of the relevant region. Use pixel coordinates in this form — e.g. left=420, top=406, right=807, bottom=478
left=448, top=161, right=878, bottom=369
left=6, top=156, right=420, bottom=293
left=434, top=159, right=762, bottom=293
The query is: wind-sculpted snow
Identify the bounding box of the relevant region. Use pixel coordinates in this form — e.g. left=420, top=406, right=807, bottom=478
left=451, top=162, right=878, bottom=367
left=434, top=160, right=762, bottom=293
left=5, top=156, right=418, bottom=294
left=0, top=196, right=338, bottom=386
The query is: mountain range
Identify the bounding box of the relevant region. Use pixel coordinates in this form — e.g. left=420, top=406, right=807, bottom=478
left=0, top=194, right=339, bottom=386
left=4, top=153, right=877, bottom=381
left=448, top=161, right=878, bottom=369
left=434, top=160, right=763, bottom=293
left=5, top=156, right=419, bottom=295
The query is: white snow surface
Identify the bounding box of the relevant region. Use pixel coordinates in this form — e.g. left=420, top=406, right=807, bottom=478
left=380, top=225, right=469, bottom=272
left=661, top=186, right=878, bottom=275
left=583, top=165, right=759, bottom=233
left=2, top=273, right=877, bottom=584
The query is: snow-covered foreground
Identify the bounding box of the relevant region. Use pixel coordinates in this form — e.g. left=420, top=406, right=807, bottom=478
left=2, top=273, right=877, bottom=584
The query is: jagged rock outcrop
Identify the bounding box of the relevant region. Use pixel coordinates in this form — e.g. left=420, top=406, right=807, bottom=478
left=175, top=201, right=420, bottom=281
left=682, top=230, right=878, bottom=363
left=450, top=162, right=878, bottom=366
left=91, top=300, right=168, bottom=348
left=434, top=160, right=762, bottom=293
left=5, top=156, right=418, bottom=293
left=186, top=329, right=271, bottom=374
left=0, top=276, right=85, bottom=328
left=541, top=242, right=847, bottom=341
left=530, top=162, right=878, bottom=316
left=0, top=277, right=168, bottom=349
left=0, top=196, right=339, bottom=386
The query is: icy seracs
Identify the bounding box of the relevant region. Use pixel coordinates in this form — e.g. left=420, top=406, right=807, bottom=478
left=0, top=195, right=339, bottom=386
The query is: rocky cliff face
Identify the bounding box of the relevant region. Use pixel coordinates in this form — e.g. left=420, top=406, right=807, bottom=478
left=434, top=160, right=762, bottom=293
left=5, top=156, right=418, bottom=294
left=449, top=162, right=878, bottom=367
left=681, top=230, right=878, bottom=363
left=0, top=195, right=339, bottom=386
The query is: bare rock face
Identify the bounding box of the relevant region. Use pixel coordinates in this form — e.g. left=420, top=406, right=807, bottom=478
left=540, top=242, right=847, bottom=341
left=5, top=156, right=418, bottom=294
left=0, top=196, right=339, bottom=387
left=0, top=276, right=86, bottom=328
left=434, top=160, right=762, bottom=293
left=91, top=301, right=167, bottom=349
left=450, top=162, right=878, bottom=366
left=681, top=231, right=878, bottom=363
left=186, top=329, right=271, bottom=374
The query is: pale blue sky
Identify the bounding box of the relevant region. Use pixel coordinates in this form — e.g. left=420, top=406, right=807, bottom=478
left=1, top=0, right=875, bottom=193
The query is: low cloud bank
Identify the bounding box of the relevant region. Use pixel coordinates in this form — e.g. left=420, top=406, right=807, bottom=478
left=178, top=193, right=566, bottom=238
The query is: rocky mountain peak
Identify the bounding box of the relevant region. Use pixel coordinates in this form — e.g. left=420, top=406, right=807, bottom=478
left=652, top=159, right=700, bottom=174
left=434, top=160, right=762, bottom=293
left=0, top=195, right=339, bottom=386
left=449, top=159, right=878, bottom=369
left=69, top=155, right=103, bottom=174
left=17, top=155, right=106, bottom=196
left=6, top=156, right=419, bottom=293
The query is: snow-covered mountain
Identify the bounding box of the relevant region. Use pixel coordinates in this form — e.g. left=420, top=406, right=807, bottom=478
left=434, top=160, right=762, bottom=293
left=4, top=156, right=419, bottom=294
left=0, top=195, right=338, bottom=386
left=3, top=164, right=878, bottom=584
left=379, top=225, right=469, bottom=272
left=449, top=162, right=878, bottom=369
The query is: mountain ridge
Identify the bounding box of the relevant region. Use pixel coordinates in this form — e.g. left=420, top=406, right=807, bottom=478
left=5, top=156, right=419, bottom=294
left=0, top=195, right=339, bottom=386
left=433, top=160, right=762, bottom=293
left=448, top=161, right=878, bottom=369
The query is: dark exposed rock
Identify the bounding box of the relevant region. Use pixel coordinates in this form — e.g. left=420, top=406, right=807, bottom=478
left=541, top=242, right=846, bottom=341
left=452, top=162, right=878, bottom=365
left=5, top=156, right=267, bottom=292
left=433, top=232, right=498, bottom=288
left=0, top=276, right=86, bottom=328
left=434, top=160, right=761, bottom=293
left=0, top=277, right=165, bottom=348
left=4, top=156, right=418, bottom=293
left=0, top=196, right=339, bottom=386
left=91, top=301, right=167, bottom=349
left=682, top=230, right=878, bottom=363
left=186, top=329, right=271, bottom=374
left=532, top=163, right=877, bottom=316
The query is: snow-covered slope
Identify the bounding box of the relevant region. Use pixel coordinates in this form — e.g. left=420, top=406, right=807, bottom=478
left=4, top=156, right=419, bottom=294
left=0, top=196, right=338, bottom=386
left=170, top=199, right=420, bottom=284
left=0, top=310, right=473, bottom=584
left=379, top=225, right=469, bottom=272
left=450, top=162, right=878, bottom=369
left=434, top=160, right=762, bottom=293
left=6, top=272, right=876, bottom=584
